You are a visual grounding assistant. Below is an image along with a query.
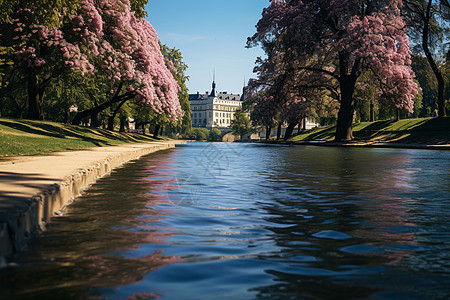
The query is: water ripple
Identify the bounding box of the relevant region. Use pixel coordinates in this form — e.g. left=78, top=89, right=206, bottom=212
left=1, top=143, right=450, bottom=299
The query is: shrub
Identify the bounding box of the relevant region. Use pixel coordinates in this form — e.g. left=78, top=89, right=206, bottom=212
left=208, top=128, right=222, bottom=141
left=189, top=128, right=209, bottom=140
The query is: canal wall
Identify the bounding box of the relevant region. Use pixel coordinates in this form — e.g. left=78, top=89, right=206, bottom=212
left=0, top=141, right=185, bottom=261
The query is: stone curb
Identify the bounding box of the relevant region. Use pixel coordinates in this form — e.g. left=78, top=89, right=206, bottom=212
left=257, top=140, right=450, bottom=150
left=0, top=141, right=185, bottom=260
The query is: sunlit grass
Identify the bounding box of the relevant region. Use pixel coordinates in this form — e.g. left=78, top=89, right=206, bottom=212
left=289, top=117, right=450, bottom=144
left=0, top=118, right=164, bottom=156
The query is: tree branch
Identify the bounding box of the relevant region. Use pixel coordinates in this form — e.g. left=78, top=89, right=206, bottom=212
left=299, top=66, right=340, bottom=80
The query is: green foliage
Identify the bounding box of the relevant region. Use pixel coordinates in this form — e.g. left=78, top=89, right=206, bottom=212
left=189, top=128, right=209, bottom=141
left=230, top=110, right=252, bottom=139
left=412, top=82, right=423, bottom=118
left=378, top=101, right=397, bottom=120
left=0, top=0, right=17, bottom=24
left=43, top=74, right=95, bottom=123
left=208, top=128, right=222, bottom=141
left=160, top=43, right=191, bottom=136
left=411, top=55, right=437, bottom=116
left=130, top=0, right=148, bottom=18
left=0, top=0, right=79, bottom=26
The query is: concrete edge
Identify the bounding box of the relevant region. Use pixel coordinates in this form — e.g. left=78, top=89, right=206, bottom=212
left=0, top=141, right=186, bottom=261
left=256, top=140, right=450, bottom=150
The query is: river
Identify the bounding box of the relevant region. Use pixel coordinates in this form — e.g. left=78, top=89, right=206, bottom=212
left=1, top=142, right=450, bottom=299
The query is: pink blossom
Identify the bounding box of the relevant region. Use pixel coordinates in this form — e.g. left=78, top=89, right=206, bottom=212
left=249, top=0, right=419, bottom=131
left=9, top=0, right=182, bottom=121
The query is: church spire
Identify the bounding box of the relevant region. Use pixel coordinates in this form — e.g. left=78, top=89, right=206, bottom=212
left=210, top=68, right=217, bottom=97
left=240, top=76, right=246, bottom=101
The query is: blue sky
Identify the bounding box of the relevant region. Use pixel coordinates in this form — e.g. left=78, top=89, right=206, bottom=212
left=146, top=0, right=270, bottom=95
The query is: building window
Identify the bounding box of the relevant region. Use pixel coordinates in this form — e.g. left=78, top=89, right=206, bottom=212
left=194, top=113, right=197, bottom=117
left=209, top=112, right=212, bottom=117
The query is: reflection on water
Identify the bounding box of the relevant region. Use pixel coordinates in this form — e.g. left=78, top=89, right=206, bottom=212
left=1, top=143, right=450, bottom=299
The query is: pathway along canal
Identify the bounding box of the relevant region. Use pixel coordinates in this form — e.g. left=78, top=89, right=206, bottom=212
left=1, top=142, right=450, bottom=299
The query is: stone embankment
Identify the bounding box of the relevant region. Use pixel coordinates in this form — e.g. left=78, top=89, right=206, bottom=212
left=0, top=141, right=185, bottom=260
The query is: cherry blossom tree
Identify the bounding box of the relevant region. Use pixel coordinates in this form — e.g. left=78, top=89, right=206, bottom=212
left=248, top=0, right=420, bottom=141
left=3, top=7, right=94, bottom=119
left=1, top=0, right=182, bottom=123
left=71, top=0, right=182, bottom=125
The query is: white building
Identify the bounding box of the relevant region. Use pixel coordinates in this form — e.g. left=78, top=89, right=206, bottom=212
left=189, top=80, right=244, bottom=128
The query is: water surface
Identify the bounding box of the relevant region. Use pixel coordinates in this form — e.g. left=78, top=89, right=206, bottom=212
left=1, top=143, right=450, bottom=299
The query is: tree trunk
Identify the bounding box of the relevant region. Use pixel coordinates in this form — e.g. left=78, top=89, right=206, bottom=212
left=422, top=0, right=446, bottom=118
left=395, top=107, right=401, bottom=121
left=72, top=82, right=134, bottom=126
left=119, top=116, right=126, bottom=132
left=298, top=122, right=301, bottom=134
left=370, top=100, right=375, bottom=122
left=265, top=125, right=271, bottom=140
left=64, top=109, right=70, bottom=124
left=153, top=124, right=160, bottom=138
left=335, top=51, right=361, bottom=142
left=26, top=73, right=43, bottom=120
left=26, top=72, right=52, bottom=120
left=335, top=77, right=357, bottom=142
left=10, top=95, right=25, bottom=119
left=107, top=116, right=114, bottom=130
left=73, top=103, right=106, bottom=126
left=142, top=124, right=146, bottom=135
left=283, top=122, right=297, bottom=141
left=91, top=112, right=100, bottom=127
left=107, top=99, right=128, bottom=131
left=302, top=117, right=307, bottom=131
left=276, top=123, right=282, bottom=140
left=72, top=94, right=133, bottom=126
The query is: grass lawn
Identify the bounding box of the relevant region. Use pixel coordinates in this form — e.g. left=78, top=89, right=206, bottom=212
left=289, top=117, right=450, bottom=144
left=0, top=118, right=165, bottom=156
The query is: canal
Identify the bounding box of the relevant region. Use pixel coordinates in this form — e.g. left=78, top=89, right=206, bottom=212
left=1, top=142, right=450, bottom=299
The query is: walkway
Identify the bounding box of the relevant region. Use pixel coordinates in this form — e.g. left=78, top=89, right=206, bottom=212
left=0, top=141, right=184, bottom=259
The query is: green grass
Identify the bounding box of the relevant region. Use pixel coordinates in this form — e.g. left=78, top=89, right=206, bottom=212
left=289, top=117, right=450, bottom=144
left=0, top=118, right=165, bottom=156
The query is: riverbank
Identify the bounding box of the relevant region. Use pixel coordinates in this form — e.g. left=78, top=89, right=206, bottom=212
left=0, top=140, right=185, bottom=261
left=284, top=117, right=450, bottom=149
left=0, top=118, right=165, bottom=157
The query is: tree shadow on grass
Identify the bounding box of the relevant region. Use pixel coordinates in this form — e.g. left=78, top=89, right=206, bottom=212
left=395, top=117, right=450, bottom=144
left=0, top=120, right=111, bottom=146
left=0, top=120, right=66, bottom=139
left=0, top=119, right=156, bottom=146
left=357, top=120, right=395, bottom=131
left=298, top=126, right=336, bottom=141
left=352, top=118, right=450, bottom=144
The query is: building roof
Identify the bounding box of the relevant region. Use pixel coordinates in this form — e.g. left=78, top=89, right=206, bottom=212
left=189, top=79, right=244, bottom=102
left=189, top=93, right=207, bottom=101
